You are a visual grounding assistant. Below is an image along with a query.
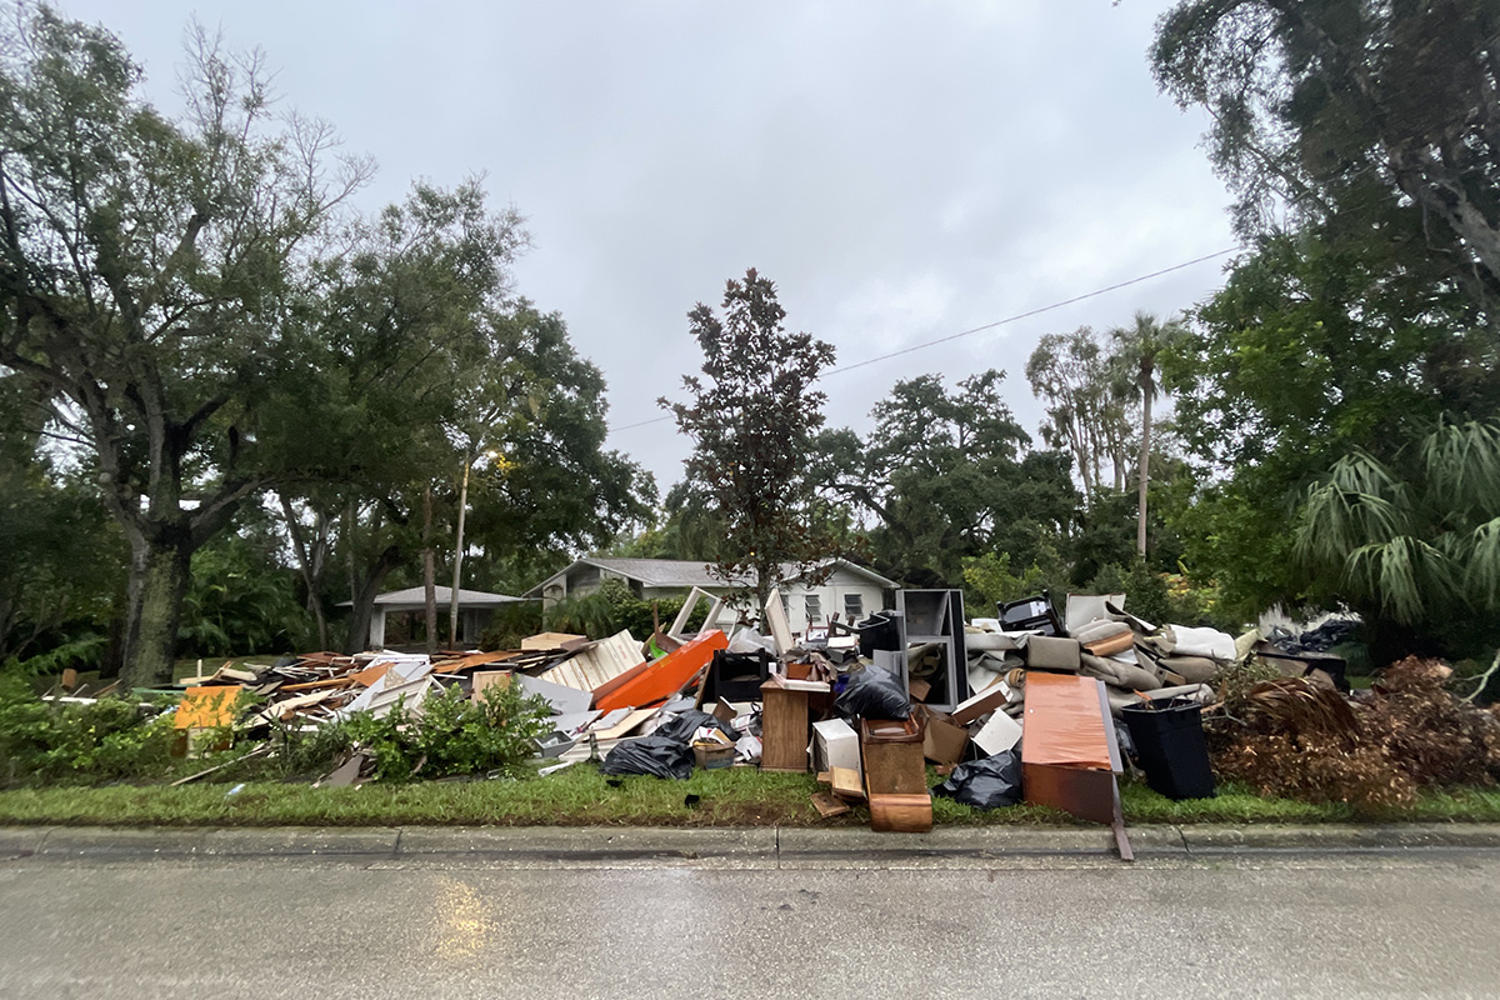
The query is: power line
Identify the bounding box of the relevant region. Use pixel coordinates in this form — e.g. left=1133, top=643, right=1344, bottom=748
left=607, top=245, right=1241, bottom=434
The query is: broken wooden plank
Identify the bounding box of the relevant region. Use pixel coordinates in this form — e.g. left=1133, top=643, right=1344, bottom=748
left=811, top=792, right=852, bottom=818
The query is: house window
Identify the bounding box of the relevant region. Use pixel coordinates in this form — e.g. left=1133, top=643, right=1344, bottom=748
left=804, top=593, right=822, bottom=623
left=844, top=593, right=863, bottom=621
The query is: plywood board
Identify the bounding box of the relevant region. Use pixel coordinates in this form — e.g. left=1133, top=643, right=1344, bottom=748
left=470, top=670, right=513, bottom=701
left=590, top=706, right=658, bottom=741
left=760, top=683, right=810, bottom=772
left=174, top=686, right=239, bottom=729
left=831, top=766, right=867, bottom=802
left=811, top=792, right=852, bottom=818
left=521, top=632, right=587, bottom=651
left=763, top=592, right=794, bottom=656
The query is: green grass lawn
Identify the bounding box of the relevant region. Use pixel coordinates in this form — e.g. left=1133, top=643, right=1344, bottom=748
left=2, top=764, right=1498, bottom=828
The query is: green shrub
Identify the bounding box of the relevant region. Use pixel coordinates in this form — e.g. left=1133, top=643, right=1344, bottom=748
left=284, top=682, right=554, bottom=783
left=0, top=677, right=182, bottom=787
left=534, top=578, right=716, bottom=642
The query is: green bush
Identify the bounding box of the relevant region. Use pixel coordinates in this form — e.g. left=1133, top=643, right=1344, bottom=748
left=1088, top=559, right=1237, bottom=631
left=535, top=578, right=716, bottom=642
left=280, top=682, right=554, bottom=783
left=0, top=677, right=183, bottom=787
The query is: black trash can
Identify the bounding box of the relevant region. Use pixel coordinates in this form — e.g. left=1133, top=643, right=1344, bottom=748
left=1121, top=698, right=1216, bottom=800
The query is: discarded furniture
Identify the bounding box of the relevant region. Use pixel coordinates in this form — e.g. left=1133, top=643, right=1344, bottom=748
left=860, top=716, right=927, bottom=795
left=997, top=591, right=1063, bottom=636
left=760, top=678, right=812, bottom=772
left=593, top=630, right=729, bottom=713
left=868, top=792, right=933, bottom=832
left=699, top=648, right=775, bottom=705
left=1021, top=671, right=1132, bottom=860
left=1026, top=635, right=1081, bottom=672
left=897, top=589, right=966, bottom=711
left=669, top=586, right=728, bottom=642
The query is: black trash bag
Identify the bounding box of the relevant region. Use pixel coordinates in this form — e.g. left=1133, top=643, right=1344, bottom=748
left=854, top=611, right=903, bottom=658
left=833, top=665, right=910, bottom=720
left=599, top=736, right=695, bottom=780
left=931, top=750, right=1022, bottom=810
left=653, top=709, right=736, bottom=744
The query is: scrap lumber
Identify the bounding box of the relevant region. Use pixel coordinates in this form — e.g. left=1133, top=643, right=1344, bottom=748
left=174, top=686, right=240, bottom=729
left=168, top=744, right=271, bottom=786
left=542, top=630, right=641, bottom=692
left=831, top=766, right=866, bottom=802
left=521, top=632, right=587, bottom=651
left=811, top=792, right=852, bottom=819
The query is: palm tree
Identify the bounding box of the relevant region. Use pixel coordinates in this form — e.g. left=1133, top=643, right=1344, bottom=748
left=1294, top=419, right=1500, bottom=630
left=1110, top=312, right=1186, bottom=557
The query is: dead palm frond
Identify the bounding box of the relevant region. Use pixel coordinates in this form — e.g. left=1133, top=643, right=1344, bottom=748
left=1244, top=677, right=1361, bottom=744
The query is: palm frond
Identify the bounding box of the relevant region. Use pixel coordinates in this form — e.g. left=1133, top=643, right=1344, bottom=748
left=1294, top=451, right=1409, bottom=564
left=1421, top=419, right=1500, bottom=514
left=1463, top=517, right=1500, bottom=612
left=1343, top=536, right=1459, bottom=625
left=1245, top=677, right=1361, bottom=744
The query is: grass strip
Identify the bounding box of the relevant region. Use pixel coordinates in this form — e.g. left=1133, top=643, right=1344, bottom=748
left=3, top=766, right=1499, bottom=828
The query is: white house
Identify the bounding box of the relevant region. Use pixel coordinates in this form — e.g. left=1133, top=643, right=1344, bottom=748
left=522, top=557, right=900, bottom=635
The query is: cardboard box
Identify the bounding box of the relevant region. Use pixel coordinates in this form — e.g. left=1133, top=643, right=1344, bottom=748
left=951, top=682, right=1011, bottom=726
left=972, top=709, right=1023, bottom=755
left=918, top=706, right=969, bottom=765
left=693, top=743, right=737, bottom=769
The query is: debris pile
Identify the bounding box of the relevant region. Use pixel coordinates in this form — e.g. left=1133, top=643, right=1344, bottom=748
left=28, top=581, right=1500, bottom=839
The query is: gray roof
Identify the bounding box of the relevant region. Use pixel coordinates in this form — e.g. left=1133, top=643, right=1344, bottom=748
left=337, top=586, right=529, bottom=608
left=524, top=557, right=898, bottom=597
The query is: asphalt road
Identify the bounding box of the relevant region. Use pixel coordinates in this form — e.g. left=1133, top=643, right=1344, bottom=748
left=0, top=850, right=1495, bottom=999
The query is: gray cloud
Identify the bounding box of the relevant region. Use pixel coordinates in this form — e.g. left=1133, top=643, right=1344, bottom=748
left=65, top=0, right=1235, bottom=489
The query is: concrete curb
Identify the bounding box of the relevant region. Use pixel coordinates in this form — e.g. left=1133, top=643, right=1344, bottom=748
left=5, top=822, right=1500, bottom=862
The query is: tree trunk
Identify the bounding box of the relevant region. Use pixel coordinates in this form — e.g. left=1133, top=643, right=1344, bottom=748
left=281, top=495, right=330, bottom=650
left=449, top=455, right=471, bottom=646
left=344, top=544, right=403, bottom=655
left=422, top=483, right=437, bottom=656
left=1137, top=385, right=1153, bottom=557
left=120, top=529, right=194, bottom=688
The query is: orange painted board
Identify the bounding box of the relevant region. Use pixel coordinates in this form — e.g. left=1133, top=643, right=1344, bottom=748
left=593, top=630, right=728, bottom=713
left=1020, top=670, right=1112, bottom=770
left=350, top=662, right=393, bottom=688
left=174, top=686, right=240, bottom=729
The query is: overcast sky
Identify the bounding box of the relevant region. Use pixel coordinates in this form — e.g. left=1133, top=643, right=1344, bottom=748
left=65, top=0, right=1237, bottom=491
